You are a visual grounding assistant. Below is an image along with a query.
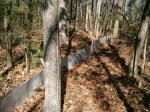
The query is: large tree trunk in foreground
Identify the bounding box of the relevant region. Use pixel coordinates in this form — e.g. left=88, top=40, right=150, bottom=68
left=0, top=36, right=108, bottom=112
left=129, top=0, right=150, bottom=78
left=112, top=0, right=123, bottom=42
left=43, top=0, right=61, bottom=112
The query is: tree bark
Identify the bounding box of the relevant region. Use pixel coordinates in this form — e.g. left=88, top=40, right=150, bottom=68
left=129, top=0, right=150, bottom=78
left=70, top=0, right=73, bottom=24
left=112, top=0, right=123, bottom=42
left=88, top=1, right=93, bottom=35
left=59, top=0, right=68, bottom=44
left=103, top=0, right=114, bottom=34
left=75, top=0, right=78, bottom=31
left=43, top=0, right=61, bottom=112
left=139, top=37, right=148, bottom=87
left=4, top=11, right=12, bottom=68
left=95, top=0, right=102, bottom=38
left=85, top=0, right=89, bottom=31
left=6, top=31, right=13, bottom=68
left=80, top=2, right=83, bottom=26
left=24, top=34, right=31, bottom=73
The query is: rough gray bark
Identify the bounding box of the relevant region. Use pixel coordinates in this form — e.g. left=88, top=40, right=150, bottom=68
left=103, top=0, right=114, bottom=34
left=129, top=0, right=150, bottom=78
left=43, top=0, right=61, bottom=112
left=4, top=13, right=12, bottom=68
left=92, top=0, right=96, bottom=34
left=85, top=0, right=89, bottom=31
left=70, top=0, right=73, bottom=24
left=59, top=0, right=68, bottom=44
left=88, top=1, right=93, bottom=35
left=24, top=33, right=31, bottom=73
left=112, top=0, right=123, bottom=42
left=94, top=0, right=102, bottom=38
left=80, top=2, right=83, bottom=26
left=75, top=0, right=79, bottom=31
left=139, top=37, right=147, bottom=87
left=6, top=31, right=13, bottom=68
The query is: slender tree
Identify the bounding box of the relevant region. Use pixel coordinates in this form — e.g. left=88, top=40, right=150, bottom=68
left=4, top=4, right=13, bottom=68
left=129, top=0, right=150, bottom=78
left=21, top=0, right=31, bottom=72
left=42, top=0, right=61, bottom=112
left=139, top=37, right=148, bottom=87
left=88, top=0, right=93, bottom=35
left=79, top=1, right=83, bottom=26
left=112, top=0, right=123, bottom=42
left=70, top=0, right=73, bottom=24
left=75, top=0, right=78, bottom=31
left=103, top=0, right=114, bottom=34
left=94, top=0, right=102, bottom=38
left=85, top=0, right=89, bottom=31
left=59, top=0, right=68, bottom=44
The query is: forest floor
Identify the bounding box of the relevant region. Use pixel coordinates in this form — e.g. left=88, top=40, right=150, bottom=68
left=0, top=29, right=150, bottom=112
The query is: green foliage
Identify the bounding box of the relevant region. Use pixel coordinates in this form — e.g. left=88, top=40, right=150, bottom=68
left=1, top=0, right=40, bottom=28
left=128, top=0, right=136, bottom=7
left=26, top=0, right=32, bottom=9
left=24, top=18, right=32, bottom=28
left=12, top=38, right=23, bottom=46
left=0, top=1, right=5, bottom=21
left=33, top=46, right=44, bottom=57
left=37, top=0, right=42, bottom=4
left=10, top=7, right=23, bottom=26
left=0, top=74, right=4, bottom=80
left=31, top=45, right=44, bottom=69
left=28, top=12, right=34, bottom=23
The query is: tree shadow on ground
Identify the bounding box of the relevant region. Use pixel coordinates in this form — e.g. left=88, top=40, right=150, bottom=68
left=94, top=52, right=134, bottom=112
left=107, top=43, right=150, bottom=110
left=107, top=43, right=129, bottom=75
left=143, top=76, right=150, bottom=83
left=61, top=29, right=74, bottom=111
left=61, top=30, right=92, bottom=111
left=141, top=90, right=150, bottom=110
left=94, top=44, right=150, bottom=111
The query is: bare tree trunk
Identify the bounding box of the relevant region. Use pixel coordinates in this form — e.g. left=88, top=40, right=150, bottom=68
left=6, top=31, right=13, bottom=68
left=95, top=0, right=102, bottom=38
left=4, top=10, right=12, bottom=68
left=24, top=33, right=31, bottom=73
left=21, top=0, right=30, bottom=72
left=103, top=0, right=114, bottom=34
left=139, top=37, right=148, bottom=87
left=112, top=0, right=123, bottom=42
left=88, top=2, right=93, bottom=35
left=75, top=0, right=78, bottom=31
left=59, top=0, right=68, bottom=44
left=70, top=0, right=73, bottom=24
left=85, top=0, right=89, bottom=31
left=80, top=2, right=83, bottom=26
left=43, top=0, right=61, bottom=112
left=129, top=0, right=150, bottom=78
left=93, top=0, right=96, bottom=34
